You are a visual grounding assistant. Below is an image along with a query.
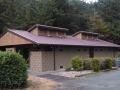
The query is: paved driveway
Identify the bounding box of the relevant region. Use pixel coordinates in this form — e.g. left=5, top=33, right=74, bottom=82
left=55, top=70, right=120, bottom=90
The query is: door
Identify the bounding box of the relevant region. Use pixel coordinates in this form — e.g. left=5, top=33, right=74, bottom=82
left=23, top=48, right=29, bottom=66
left=89, top=48, right=94, bottom=58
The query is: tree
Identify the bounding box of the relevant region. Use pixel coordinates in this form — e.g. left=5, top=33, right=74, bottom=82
left=87, top=12, right=109, bottom=39
left=95, top=0, right=120, bottom=44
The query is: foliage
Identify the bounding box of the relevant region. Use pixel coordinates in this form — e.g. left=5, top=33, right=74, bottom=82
left=99, top=58, right=107, bottom=70
left=90, top=58, right=100, bottom=72
left=87, top=12, right=109, bottom=39
left=99, top=57, right=113, bottom=70
left=71, top=56, right=83, bottom=71
left=65, top=66, right=71, bottom=72
left=0, top=51, right=28, bottom=88
left=105, top=57, right=113, bottom=69
left=0, top=0, right=120, bottom=44
left=111, top=58, right=115, bottom=67
left=95, top=0, right=120, bottom=44
left=83, top=58, right=92, bottom=70
left=118, top=52, right=120, bottom=58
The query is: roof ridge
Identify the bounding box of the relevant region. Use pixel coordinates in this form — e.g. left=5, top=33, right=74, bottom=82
left=27, top=24, right=69, bottom=32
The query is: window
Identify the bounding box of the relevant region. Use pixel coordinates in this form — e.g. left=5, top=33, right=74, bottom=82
left=59, top=49, right=63, bottom=51
left=78, top=49, right=80, bottom=51
left=84, top=49, right=87, bottom=51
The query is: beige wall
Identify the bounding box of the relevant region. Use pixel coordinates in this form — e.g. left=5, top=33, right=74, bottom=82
left=94, top=48, right=117, bottom=58
left=30, top=28, right=39, bottom=35
left=55, top=47, right=89, bottom=70
left=42, top=51, right=54, bottom=72
left=30, top=51, right=42, bottom=72
left=30, top=51, right=54, bottom=72
left=29, top=47, right=118, bottom=72
left=0, top=32, right=31, bottom=46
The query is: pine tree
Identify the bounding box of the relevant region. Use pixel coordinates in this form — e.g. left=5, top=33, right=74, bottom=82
left=87, top=12, right=109, bottom=39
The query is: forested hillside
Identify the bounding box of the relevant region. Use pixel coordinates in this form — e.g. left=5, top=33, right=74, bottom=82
left=0, top=0, right=120, bottom=44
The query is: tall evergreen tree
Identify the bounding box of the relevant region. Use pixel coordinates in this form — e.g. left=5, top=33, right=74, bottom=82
left=95, top=0, right=120, bottom=44
left=87, top=12, right=109, bottom=35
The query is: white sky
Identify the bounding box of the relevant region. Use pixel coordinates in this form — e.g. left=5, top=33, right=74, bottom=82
left=85, top=0, right=98, bottom=3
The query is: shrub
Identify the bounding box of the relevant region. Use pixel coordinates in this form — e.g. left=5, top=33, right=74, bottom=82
left=105, top=57, right=113, bottom=69
left=90, top=58, right=100, bottom=72
left=99, top=58, right=106, bottom=70
left=111, top=58, right=115, bottom=67
left=83, top=58, right=92, bottom=70
left=0, top=51, right=28, bottom=88
left=118, top=52, right=120, bottom=58
left=71, top=56, right=83, bottom=71
left=65, top=66, right=71, bottom=72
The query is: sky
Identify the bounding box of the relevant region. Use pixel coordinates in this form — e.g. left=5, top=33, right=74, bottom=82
left=85, top=0, right=98, bottom=3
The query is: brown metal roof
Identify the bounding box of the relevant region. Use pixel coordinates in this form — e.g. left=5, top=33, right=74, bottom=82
left=72, top=31, right=99, bottom=36
left=27, top=24, right=69, bottom=32
left=6, top=29, right=120, bottom=48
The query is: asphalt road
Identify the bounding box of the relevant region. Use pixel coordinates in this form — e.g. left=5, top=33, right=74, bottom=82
left=55, top=70, right=120, bottom=90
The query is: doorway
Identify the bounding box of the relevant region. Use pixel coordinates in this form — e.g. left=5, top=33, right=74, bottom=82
left=89, top=48, right=94, bottom=58
left=23, top=48, right=29, bottom=66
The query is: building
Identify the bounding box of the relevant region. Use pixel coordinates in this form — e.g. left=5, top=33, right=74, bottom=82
left=0, top=24, right=120, bottom=72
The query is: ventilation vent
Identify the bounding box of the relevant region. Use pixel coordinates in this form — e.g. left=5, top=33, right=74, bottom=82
left=59, top=36, right=62, bottom=38
left=47, top=34, right=51, bottom=37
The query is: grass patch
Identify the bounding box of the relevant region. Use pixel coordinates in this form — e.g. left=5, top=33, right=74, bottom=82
left=79, top=72, right=103, bottom=77
left=79, top=69, right=119, bottom=78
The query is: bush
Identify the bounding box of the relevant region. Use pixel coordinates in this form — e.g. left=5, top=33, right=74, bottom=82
left=99, top=57, right=113, bottom=70
left=0, top=51, right=28, bottom=88
left=99, top=58, right=106, bottom=70
left=71, top=56, right=83, bottom=71
left=105, top=57, right=113, bottom=69
left=65, top=66, right=71, bottom=72
left=83, top=58, right=92, bottom=70
left=118, top=52, right=120, bottom=58
left=111, top=58, right=115, bottom=67
left=90, top=58, right=100, bottom=72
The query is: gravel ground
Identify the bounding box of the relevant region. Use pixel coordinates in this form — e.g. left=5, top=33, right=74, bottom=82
left=61, top=70, right=120, bottom=90
left=39, top=70, right=93, bottom=82
left=50, top=70, right=93, bottom=78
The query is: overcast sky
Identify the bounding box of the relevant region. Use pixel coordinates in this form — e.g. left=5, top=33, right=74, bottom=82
left=85, top=0, right=98, bottom=3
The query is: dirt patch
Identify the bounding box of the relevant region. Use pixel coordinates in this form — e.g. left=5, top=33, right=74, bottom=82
left=25, top=75, right=62, bottom=90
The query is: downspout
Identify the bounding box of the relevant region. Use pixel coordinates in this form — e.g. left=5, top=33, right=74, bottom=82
left=54, top=48, right=56, bottom=71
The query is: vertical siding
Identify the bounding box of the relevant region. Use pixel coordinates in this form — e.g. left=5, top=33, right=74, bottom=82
left=30, top=27, right=39, bottom=35
left=94, top=48, right=115, bottom=58
left=55, top=47, right=89, bottom=70
left=0, top=32, right=31, bottom=46
left=30, top=51, right=42, bottom=72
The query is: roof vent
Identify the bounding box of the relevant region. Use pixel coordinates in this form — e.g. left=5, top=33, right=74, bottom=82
left=59, top=36, right=62, bottom=38
left=47, top=34, right=51, bottom=37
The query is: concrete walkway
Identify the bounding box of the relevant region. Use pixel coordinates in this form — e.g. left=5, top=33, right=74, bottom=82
left=56, top=70, right=120, bottom=90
